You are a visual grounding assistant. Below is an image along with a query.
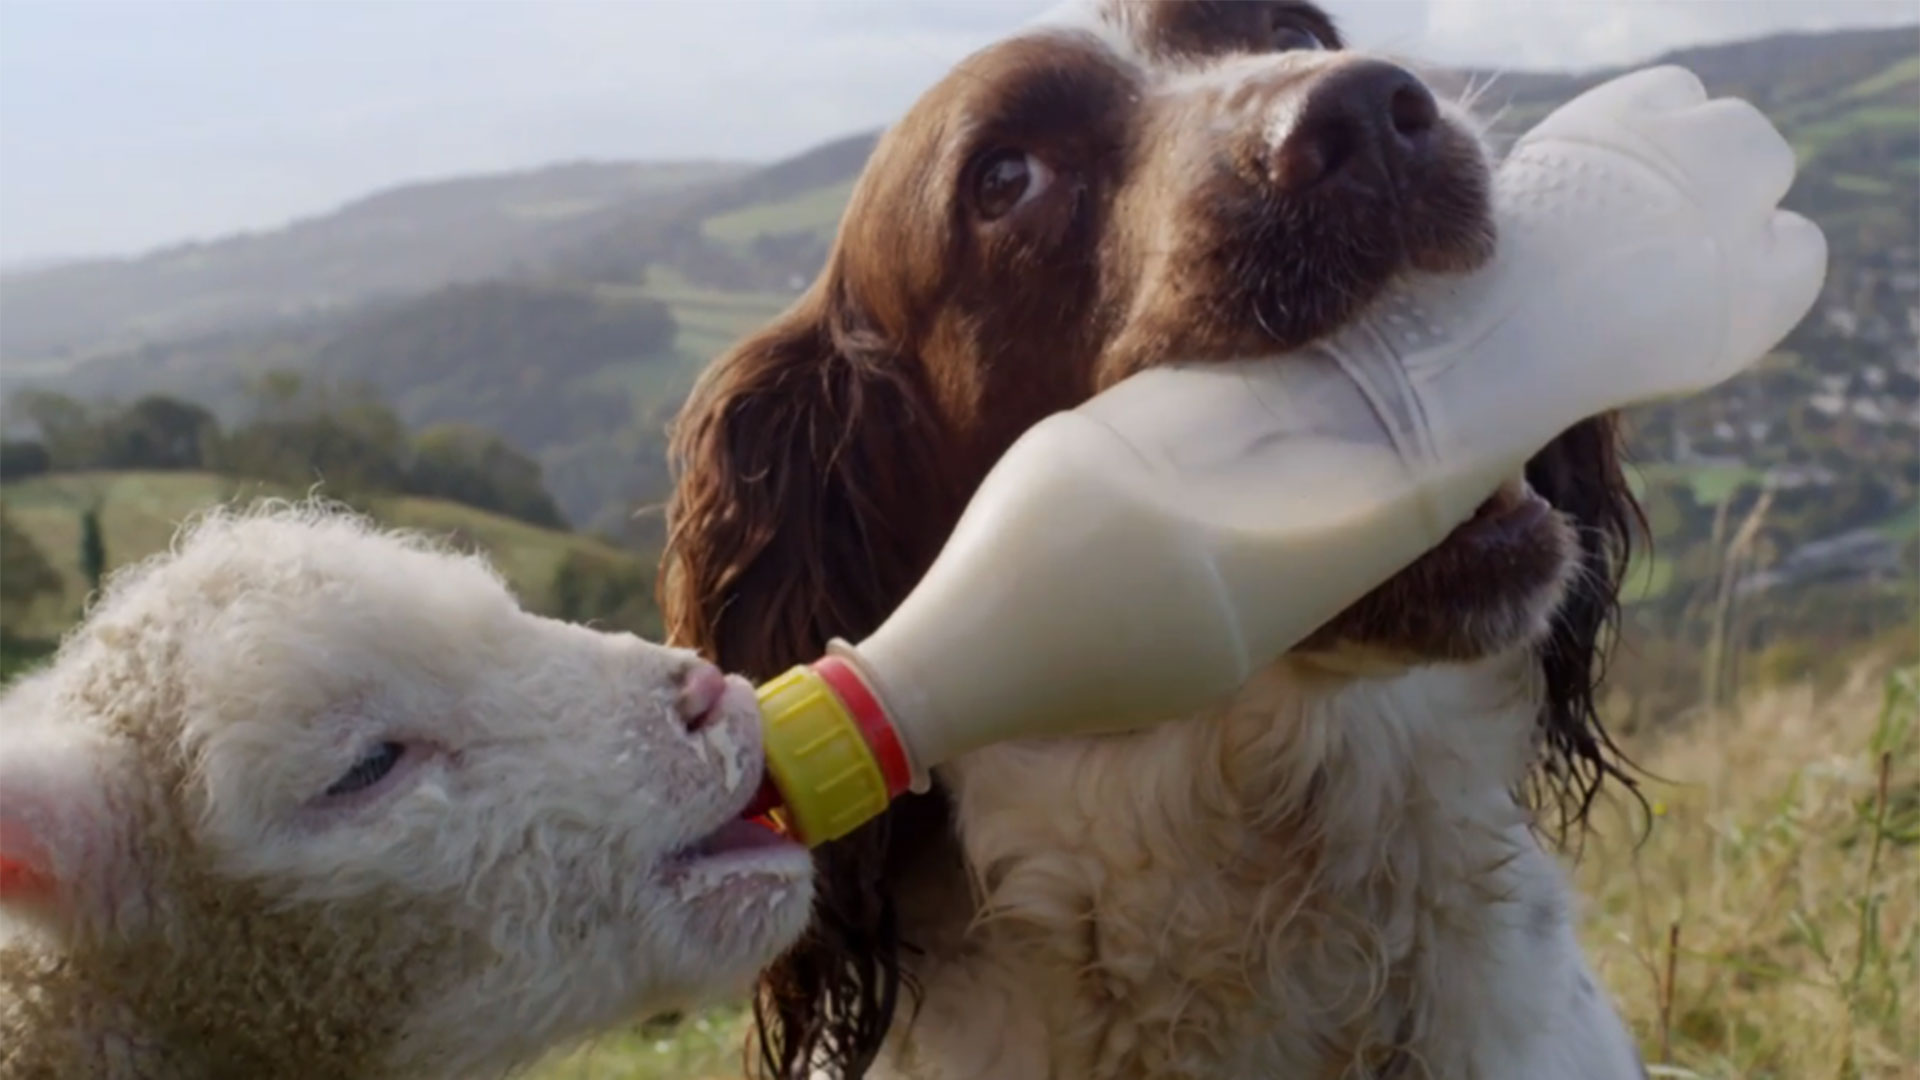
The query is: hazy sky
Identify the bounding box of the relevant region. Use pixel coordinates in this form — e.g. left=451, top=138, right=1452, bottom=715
left=1, top=0, right=1914, bottom=265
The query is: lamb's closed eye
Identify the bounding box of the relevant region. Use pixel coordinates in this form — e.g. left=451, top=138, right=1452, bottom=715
left=326, top=742, right=406, bottom=797
left=0, top=500, right=814, bottom=1080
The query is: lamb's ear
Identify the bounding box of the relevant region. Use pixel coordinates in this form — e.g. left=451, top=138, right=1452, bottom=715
left=1527, top=414, right=1645, bottom=834
left=0, top=687, right=133, bottom=933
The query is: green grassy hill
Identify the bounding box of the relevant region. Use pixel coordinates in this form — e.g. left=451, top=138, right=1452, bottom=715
left=0, top=470, right=657, bottom=645
left=5, top=28, right=1909, bottom=376
left=700, top=178, right=859, bottom=258
left=0, top=160, right=745, bottom=370
left=3, top=23, right=1913, bottom=638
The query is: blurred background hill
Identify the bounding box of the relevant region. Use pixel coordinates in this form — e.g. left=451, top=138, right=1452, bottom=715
left=4, top=25, right=1913, bottom=701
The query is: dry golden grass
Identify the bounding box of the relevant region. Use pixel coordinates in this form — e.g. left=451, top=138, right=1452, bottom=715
left=1576, top=657, right=1919, bottom=1079
left=523, top=655, right=1919, bottom=1080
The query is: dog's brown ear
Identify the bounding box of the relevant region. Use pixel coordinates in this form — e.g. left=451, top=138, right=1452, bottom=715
left=660, top=291, right=960, bottom=1080
left=1526, top=413, right=1647, bottom=834
left=659, top=291, right=956, bottom=680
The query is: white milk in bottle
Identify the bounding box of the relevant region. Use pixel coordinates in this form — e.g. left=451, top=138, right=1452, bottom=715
left=743, top=65, right=1828, bottom=846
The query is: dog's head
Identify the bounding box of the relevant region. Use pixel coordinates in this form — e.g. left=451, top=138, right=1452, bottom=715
left=661, top=1, right=1641, bottom=1074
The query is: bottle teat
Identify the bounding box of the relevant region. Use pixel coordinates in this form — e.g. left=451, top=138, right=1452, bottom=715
left=748, top=657, right=911, bottom=845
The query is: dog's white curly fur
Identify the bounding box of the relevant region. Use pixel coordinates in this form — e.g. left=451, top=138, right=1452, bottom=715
left=817, top=4, right=1653, bottom=1076
left=0, top=501, right=812, bottom=1080
left=874, top=654, right=1645, bottom=1079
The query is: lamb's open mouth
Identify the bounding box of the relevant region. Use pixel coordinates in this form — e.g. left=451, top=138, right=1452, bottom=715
left=662, top=808, right=806, bottom=883
left=677, top=818, right=794, bottom=860
left=657, top=811, right=810, bottom=910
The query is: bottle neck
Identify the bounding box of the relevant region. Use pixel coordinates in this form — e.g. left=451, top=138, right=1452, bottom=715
left=814, top=654, right=913, bottom=797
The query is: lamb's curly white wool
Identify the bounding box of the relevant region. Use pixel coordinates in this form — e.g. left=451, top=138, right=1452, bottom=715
left=0, top=501, right=812, bottom=1080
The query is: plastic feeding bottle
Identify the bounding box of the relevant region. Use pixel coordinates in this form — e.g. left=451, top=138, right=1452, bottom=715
left=743, top=66, right=1830, bottom=846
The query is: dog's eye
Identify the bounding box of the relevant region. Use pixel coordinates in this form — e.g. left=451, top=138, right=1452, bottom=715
left=971, top=149, right=1053, bottom=221
left=326, top=741, right=405, bottom=797
left=1270, top=23, right=1324, bottom=52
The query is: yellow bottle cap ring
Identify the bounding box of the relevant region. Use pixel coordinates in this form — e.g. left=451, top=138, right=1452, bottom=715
left=755, top=662, right=897, bottom=846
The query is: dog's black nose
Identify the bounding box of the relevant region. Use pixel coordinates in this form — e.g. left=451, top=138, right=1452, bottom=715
left=1273, top=60, right=1440, bottom=192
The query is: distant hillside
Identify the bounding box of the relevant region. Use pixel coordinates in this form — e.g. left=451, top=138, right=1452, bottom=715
left=557, top=132, right=880, bottom=292
left=2, top=25, right=1914, bottom=644
left=31, top=280, right=696, bottom=530
left=0, top=160, right=744, bottom=368
left=0, top=470, right=662, bottom=644
left=1458, top=28, right=1920, bottom=233
left=6, top=28, right=1912, bottom=373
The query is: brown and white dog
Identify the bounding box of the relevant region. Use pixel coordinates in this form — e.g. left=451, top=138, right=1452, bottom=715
left=663, top=1, right=1648, bottom=1077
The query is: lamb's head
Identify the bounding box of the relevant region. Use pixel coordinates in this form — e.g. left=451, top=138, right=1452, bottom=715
left=0, top=503, right=812, bottom=1079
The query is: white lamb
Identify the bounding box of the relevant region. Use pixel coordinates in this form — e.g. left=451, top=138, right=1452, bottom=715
left=0, top=501, right=812, bottom=1080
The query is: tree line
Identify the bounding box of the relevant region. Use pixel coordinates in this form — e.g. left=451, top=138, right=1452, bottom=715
left=0, top=369, right=667, bottom=678
left=1, top=372, right=567, bottom=529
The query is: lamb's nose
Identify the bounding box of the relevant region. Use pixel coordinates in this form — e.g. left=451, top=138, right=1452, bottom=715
left=675, top=661, right=729, bottom=733
left=1272, top=60, right=1439, bottom=191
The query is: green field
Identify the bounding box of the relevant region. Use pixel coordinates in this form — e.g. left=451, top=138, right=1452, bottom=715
left=1876, top=503, right=1920, bottom=541
left=700, top=179, right=858, bottom=255
left=1624, top=550, right=1678, bottom=604
left=1842, top=53, right=1920, bottom=100
left=1, top=471, right=649, bottom=641
left=1637, top=462, right=1771, bottom=506
left=525, top=1008, right=749, bottom=1080
left=598, top=268, right=795, bottom=395
left=1793, top=102, right=1920, bottom=161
